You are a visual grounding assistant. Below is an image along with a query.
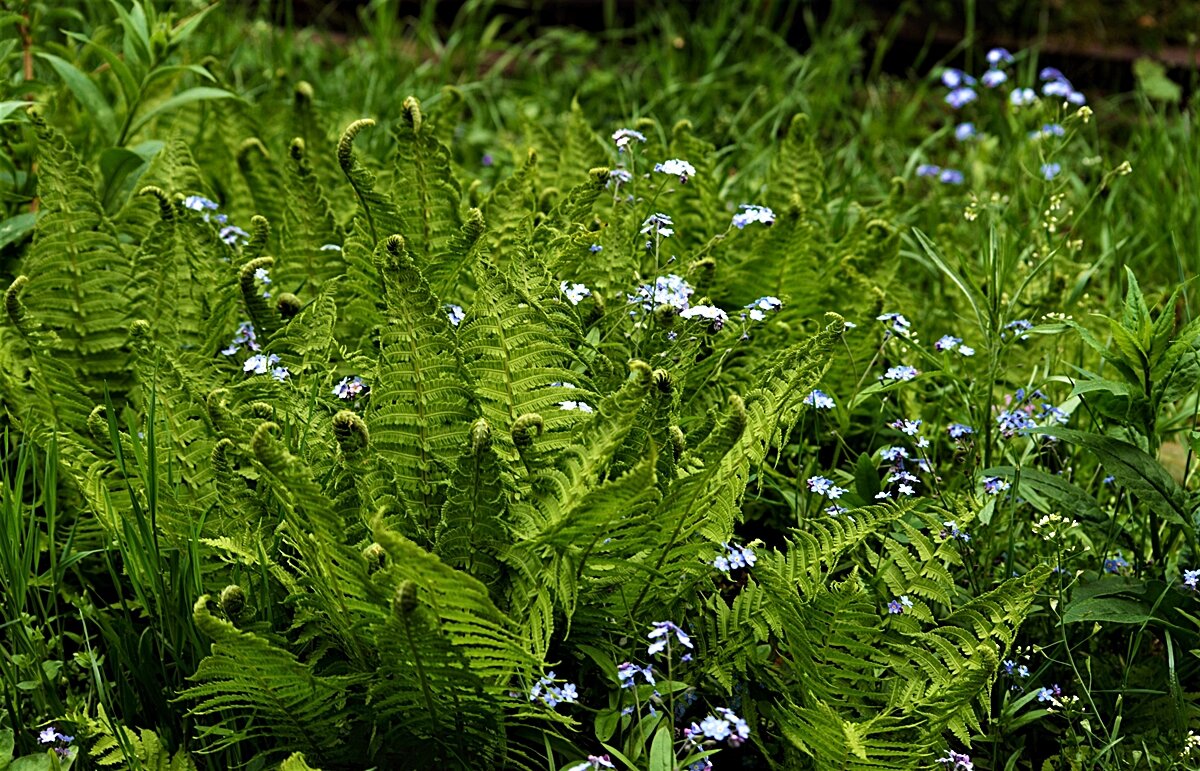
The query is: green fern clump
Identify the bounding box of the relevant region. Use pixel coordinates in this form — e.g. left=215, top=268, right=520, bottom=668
left=0, top=92, right=1053, bottom=771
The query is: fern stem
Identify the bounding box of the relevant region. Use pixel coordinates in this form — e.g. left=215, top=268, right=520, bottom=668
left=400, top=613, right=442, bottom=756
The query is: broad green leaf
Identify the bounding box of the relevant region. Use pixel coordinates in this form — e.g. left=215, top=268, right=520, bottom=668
left=0, top=727, right=13, bottom=770
left=128, top=87, right=240, bottom=135
left=1035, top=427, right=1193, bottom=532
left=0, top=100, right=27, bottom=122
left=36, top=53, right=117, bottom=140
left=62, top=31, right=139, bottom=107
left=649, top=724, right=673, bottom=771
left=0, top=212, right=38, bottom=250
left=1062, top=596, right=1155, bottom=625
left=1134, top=57, right=1182, bottom=103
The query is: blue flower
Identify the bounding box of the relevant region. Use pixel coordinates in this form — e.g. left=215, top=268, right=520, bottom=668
left=881, top=365, right=919, bottom=382
left=333, top=376, right=365, bottom=400
left=244, top=353, right=280, bottom=375
left=1039, top=67, right=1066, bottom=82
left=647, top=621, right=692, bottom=656
left=876, top=312, right=912, bottom=337
left=445, top=304, right=465, bottom=326
left=254, top=267, right=271, bottom=284
left=589, top=243, right=603, bottom=253
left=1003, top=319, right=1034, bottom=340
left=481, top=153, right=494, bottom=167
left=271, top=366, right=290, bottom=382
left=981, top=69, right=1008, bottom=88
left=939, top=168, right=964, bottom=185
left=887, top=600, right=904, bottom=614
left=731, top=204, right=776, bottom=229
left=880, top=446, right=909, bottom=462
left=1184, top=569, right=1199, bottom=589
left=917, top=164, right=942, bottom=178
left=1103, top=552, right=1129, bottom=573
left=640, top=212, right=675, bottom=238
left=680, top=304, right=729, bottom=331
left=804, top=389, right=835, bottom=409
left=982, top=476, right=1011, bottom=495
left=890, top=418, right=922, bottom=436
left=607, top=168, right=633, bottom=188
left=954, top=123, right=977, bottom=141
left=612, top=128, right=646, bottom=152
left=38, top=727, right=58, bottom=744
left=565, top=756, right=615, bottom=771
left=945, top=87, right=978, bottom=108
left=653, top=159, right=696, bottom=183
left=987, top=47, right=1014, bottom=66
left=935, top=335, right=963, bottom=351
left=807, top=475, right=847, bottom=499
left=628, top=274, right=693, bottom=313
left=1040, top=123, right=1066, bottom=137
left=1010, top=88, right=1038, bottom=107
left=713, top=542, right=757, bottom=573
left=940, top=68, right=976, bottom=88
left=219, top=225, right=250, bottom=246
left=1041, top=162, right=1062, bottom=180
left=947, top=423, right=974, bottom=439
left=560, top=280, right=592, bottom=305
left=941, top=521, right=970, bottom=542
left=1036, top=684, right=1062, bottom=703
left=222, top=321, right=260, bottom=356
left=182, top=195, right=218, bottom=212
left=936, top=749, right=974, bottom=770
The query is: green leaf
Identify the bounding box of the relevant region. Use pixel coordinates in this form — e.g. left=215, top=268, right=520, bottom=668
left=0, top=212, right=38, bottom=250
left=0, top=101, right=27, bottom=122
left=36, top=53, right=117, bottom=141
left=1062, top=595, right=1155, bottom=625
left=1034, top=427, right=1193, bottom=532
left=128, top=87, right=240, bottom=135
left=0, top=727, right=13, bottom=770
left=98, top=146, right=149, bottom=211
left=985, top=466, right=1107, bottom=524
left=61, top=31, right=139, bottom=108
left=8, top=756, right=54, bottom=771
left=1134, top=57, right=1182, bottom=103
left=648, top=724, right=673, bottom=771
left=595, top=708, right=620, bottom=744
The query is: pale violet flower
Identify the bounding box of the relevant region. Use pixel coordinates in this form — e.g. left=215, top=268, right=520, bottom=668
left=333, top=376, right=365, bottom=399
left=945, top=87, right=977, bottom=108
left=254, top=267, right=271, bottom=284
left=182, top=195, right=218, bottom=212
left=654, top=158, right=696, bottom=184
left=940, top=68, right=975, bottom=88
left=939, top=169, right=964, bottom=185
left=981, top=69, right=1008, bottom=88
left=565, top=756, right=615, bottom=771
left=881, top=365, right=919, bottom=382
left=607, top=168, right=633, bottom=188
left=713, top=542, right=757, bottom=573
left=986, top=47, right=1014, bottom=66
left=647, top=621, right=692, bottom=656
left=640, top=212, right=675, bottom=239
left=804, top=389, right=835, bottom=409
left=445, top=304, right=465, bottom=326
left=559, top=400, right=594, bottom=413
left=917, top=164, right=941, bottom=178
left=731, top=204, right=775, bottom=229
left=628, top=274, right=693, bottom=313
left=954, top=123, right=976, bottom=141
left=271, top=366, right=290, bottom=382
left=220, top=225, right=250, bottom=246
left=1041, top=162, right=1062, bottom=180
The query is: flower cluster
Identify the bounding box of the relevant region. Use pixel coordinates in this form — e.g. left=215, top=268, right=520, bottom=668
left=553, top=381, right=594, bottom=413
left=917, top=164, right=964, bottom=185
left=1039, top=67, right=1086, bottom=105
left=612, top=127, right=646, bottom=152
left=182, top=194, right=249, bottom=246
left=566, top=756, right=615, bottom=771
left=876, top=311, right=912, bottom=338
left=254, top=266, right=272, bottom=299
left=680, top=304, right=728, bottom=331
left=1032, top=513, right=1078, bottom=541
left=1184, top=568, right=1199, bottom=590
left=887, top=595, right=914, bottom=614
left=981, top=476, right=1010, bottom=496
left=1002, top=658, right=1031, bottom=680
left=1103, top=551, right=1129, bottom=574
left=221, top=321, right=260, bottom=356
left=647, top=621, right=692, bottom=657
left=936, top=749, right=974, bottom=770
left=743, top=295, right=782, bottom=321
left=628, top=274, right=694, bottom=313
left=712, top=542, right=757, bottom=574
left=445, top=304, right=465, bottom=327
left=731, top=204, right=775, bottom=229
left=683, top=707, right=750, bottom=748
left=528, top=671, right=578, bottom=709
left=560, top=280, right=592, bottom=305
left=804, top=389, right=835, bottom=410
left=333, top=376, right=366, bottom=400
left=654, top=158, right=696, bottom=184
left=617, top=661, right=656, bottom=689
left=807, top=475, right=847, bottom=500
left=245, top=353, right=289, bottom=382
left=934, top=334, right=974, bottom=356
left=640, top=212, right=676, bottom=246
left=947, top=422, right=974, bottom=440
left=38, top=726, right=74, bottom=758
left=940, top=520, right=970, bottom=543
left=1036, top=683, right=1063, bottom=705
left=881, top=364, right=919, bottom=382
left=995, top=387, right=1067, bottom=438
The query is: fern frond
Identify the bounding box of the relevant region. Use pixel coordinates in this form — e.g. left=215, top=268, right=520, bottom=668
left=390, top=96, right=463, bottom=266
